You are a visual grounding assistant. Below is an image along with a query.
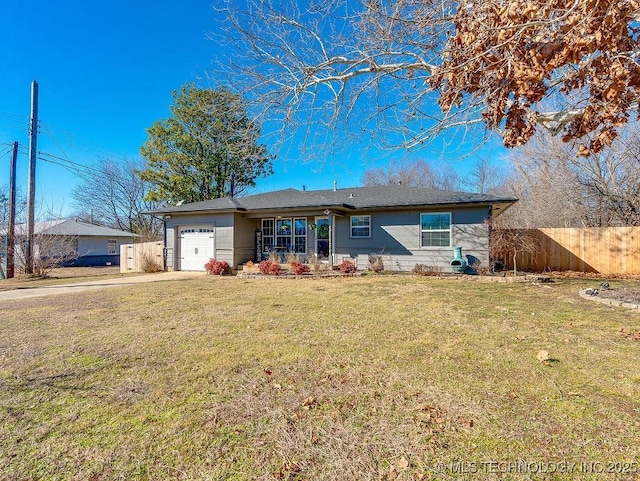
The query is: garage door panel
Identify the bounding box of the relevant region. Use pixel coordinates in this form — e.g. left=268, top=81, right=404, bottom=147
left=178, top=226, right=215, bottom=271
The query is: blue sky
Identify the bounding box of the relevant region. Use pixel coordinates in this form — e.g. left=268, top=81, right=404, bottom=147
left=0, top=0, right=507, bottom=217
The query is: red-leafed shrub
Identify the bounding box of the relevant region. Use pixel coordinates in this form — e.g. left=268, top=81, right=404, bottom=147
left=259, top=260, right=273, bottom=274
left=268, top=263, right=282, bottom=275
left=339, top=260, right=357, bottom=274
left=205, top=259, right=229, bottom=275
left=290, top=261, right=310, bottom=275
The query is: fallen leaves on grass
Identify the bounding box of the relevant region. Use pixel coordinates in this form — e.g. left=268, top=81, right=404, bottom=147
left=619, top=328, right=640, bottom=341
left=301, top=396, right=316, bottom=410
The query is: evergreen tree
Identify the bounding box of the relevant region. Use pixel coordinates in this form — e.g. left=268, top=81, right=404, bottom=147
left=139, top=84, right=273, bottom=203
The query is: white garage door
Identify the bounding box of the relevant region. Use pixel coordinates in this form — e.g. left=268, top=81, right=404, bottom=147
left=178, top=226, right=215, bottom=271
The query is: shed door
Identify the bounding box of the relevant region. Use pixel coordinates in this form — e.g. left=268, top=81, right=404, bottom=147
left=178, top=226, right=215, bottom=271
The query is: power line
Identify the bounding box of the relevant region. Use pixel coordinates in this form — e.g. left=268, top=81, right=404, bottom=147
left=39, top=120, right=127, bottom=160
left=37, top=152, right=102, bottom=176
left=1, top=113, right=124, bottom=161
left=37, top=156, right=89, bottom=176
left=41, top=123, right=75, bottom=169
left=0, top=112, right=29, bottom=123
left=0, top=120, right=29, bottom=132
left=0, top=145, right=14, bottom=157
left=0, top=110, right=29, bottom=118
left=0, top=112, right=30, bottom=131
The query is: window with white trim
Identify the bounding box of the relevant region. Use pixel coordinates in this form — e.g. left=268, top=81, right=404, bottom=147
left=350, top=215, right=371, bottom=238
left=420, top=213, right=451, bottom=247
left=262, top=217, right=307, bottom=253
left=107, top=239, right=117, bottom=255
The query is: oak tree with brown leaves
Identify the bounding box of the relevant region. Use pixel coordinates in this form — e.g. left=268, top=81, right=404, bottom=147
left=434, top=0, right=640, bottom=156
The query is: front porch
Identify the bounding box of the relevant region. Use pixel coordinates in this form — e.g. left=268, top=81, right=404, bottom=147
left=247, top=214, right=334, bottom=265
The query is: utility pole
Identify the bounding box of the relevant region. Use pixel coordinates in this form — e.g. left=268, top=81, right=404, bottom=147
left=6, top=142, right=18, bottom=278
left=26, top=80, right=38, bottom=274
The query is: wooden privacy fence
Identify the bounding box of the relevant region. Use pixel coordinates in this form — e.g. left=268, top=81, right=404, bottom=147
left=513, top=227, right=640, bottom=274
left=120, top=241, right=164, bottom=273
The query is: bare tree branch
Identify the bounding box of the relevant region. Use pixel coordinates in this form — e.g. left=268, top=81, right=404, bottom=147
left=496, top=122, right=640, bottom=227
left=72, top=157, right=164, bottom=240
left=214, top=0, right=640, bottom=157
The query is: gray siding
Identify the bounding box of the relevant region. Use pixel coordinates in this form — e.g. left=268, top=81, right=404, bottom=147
left=233, top=214, right=260, bottom=266
left=162, top=206, right=491, bottom=273
left=334, top=207, right=490, bottom=272
left=77, top=236, right=132, bottom=257
left=164, top=213, right=235, bottom=271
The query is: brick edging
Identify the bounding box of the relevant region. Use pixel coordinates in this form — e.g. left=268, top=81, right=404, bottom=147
left=579, top=290, right=640, bottom=310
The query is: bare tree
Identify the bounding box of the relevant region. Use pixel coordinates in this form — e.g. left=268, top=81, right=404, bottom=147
left=488, top=218, right=541, bottom=276
left=0, top=185, right=26, bottom=225
left=0, top=190, right=8, bottom=227
left=362, top=158, right=461, bottom=190
left=215, top=0, right=639, bottom=156
left=71, top=157, right=163, bottom=241
left=462, top=157, right=504, bottom=195
left=13, top=230, right=79, bottom=278
left=567, top=128, right=640, bottom=226
left=362, top=156, right=505, bottom=193
left=498, top=146, right=587, bottom=228
left=498, top=123, right=640, bottom=227
left=11, top=199, right=82, bottom=278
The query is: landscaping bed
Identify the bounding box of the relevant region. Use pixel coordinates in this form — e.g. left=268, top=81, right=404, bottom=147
left=596, top=287, right=640, bottom=305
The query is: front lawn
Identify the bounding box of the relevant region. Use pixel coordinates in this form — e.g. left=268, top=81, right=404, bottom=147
left=0, top=267, right=125, bottom=292
left=0, top=276, right=638, bottom=480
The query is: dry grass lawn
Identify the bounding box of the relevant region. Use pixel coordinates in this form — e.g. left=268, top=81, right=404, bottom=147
left=0, top=274, right=639, bottom=480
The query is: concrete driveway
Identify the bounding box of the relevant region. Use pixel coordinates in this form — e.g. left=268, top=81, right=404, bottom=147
left=0, top=271, right=206, bottom=302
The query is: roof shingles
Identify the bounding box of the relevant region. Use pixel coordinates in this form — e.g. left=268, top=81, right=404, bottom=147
left=151, top=185, right=516, bottom=214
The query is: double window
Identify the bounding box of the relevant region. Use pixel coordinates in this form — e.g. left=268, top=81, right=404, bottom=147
left=262, top=218, right=307, bottom=254
left=350, top=215, right=371, bottom=238
left=420, top=213, right=451, bottom=247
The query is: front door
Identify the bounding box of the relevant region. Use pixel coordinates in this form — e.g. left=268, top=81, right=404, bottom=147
left=315, top=217, right=330, bottom=259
